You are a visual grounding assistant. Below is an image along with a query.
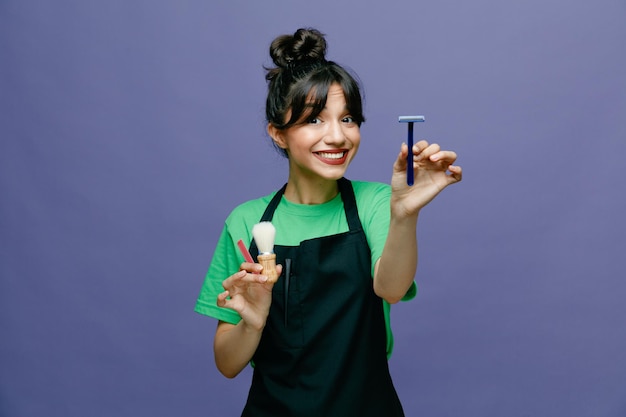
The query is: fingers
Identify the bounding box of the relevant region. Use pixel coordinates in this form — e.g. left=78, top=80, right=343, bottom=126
left=447, top=165, right=463, bottom=183
left=412, top=141, right=440, bottom=162
left=240, top=262, right=263, bottom=274
left=413, top=141, right=458, bottom=164
left=217, top=269, right=267, bottom=309
left=393, top=143, right=409, bottom=171
left=429, top=150, right=457, bottom=164
left=217, top=263, right=283, bottom=310
left=222, top=269, right=268, bottom=292
left=402, top=140, right=447, bottom=162
left=411, top=141, right=459, bottom=166
left=216, top=290, right=231, bottom=307
left=395, top=141, right=459, bottom=174
left=397, top=140, right=462, bottom=184
left=241, top=262, right=283, bottom=281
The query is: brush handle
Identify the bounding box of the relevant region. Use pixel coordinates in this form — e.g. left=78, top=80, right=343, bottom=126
left=257, top=253, right=279, bottom=283
left=407, top=122, right=414, bottom=186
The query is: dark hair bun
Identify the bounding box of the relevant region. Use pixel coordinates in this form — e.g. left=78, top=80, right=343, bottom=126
left=269, top=28, right=327, bottom=69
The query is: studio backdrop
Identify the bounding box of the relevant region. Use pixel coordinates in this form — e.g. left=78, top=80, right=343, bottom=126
left=1, top=1, right=625, bottom=416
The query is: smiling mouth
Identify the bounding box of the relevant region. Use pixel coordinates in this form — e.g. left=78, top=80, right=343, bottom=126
left=314, top=150, right=348, bottom=165
left=317, top=151, right=346, bottom=160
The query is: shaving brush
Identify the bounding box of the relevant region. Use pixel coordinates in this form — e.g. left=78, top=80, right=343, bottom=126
left=252, top=221, right=279, bottom=283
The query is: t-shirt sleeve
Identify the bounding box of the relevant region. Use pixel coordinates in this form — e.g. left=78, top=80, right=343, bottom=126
left=358, top=182, right=391, bottom=277
left=194, top=224, right=243, bottom=324
left=358, top=182, right=417, bottom=302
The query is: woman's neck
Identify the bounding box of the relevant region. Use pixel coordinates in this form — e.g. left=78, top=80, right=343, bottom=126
left=283, top=176, right=339, bottom=205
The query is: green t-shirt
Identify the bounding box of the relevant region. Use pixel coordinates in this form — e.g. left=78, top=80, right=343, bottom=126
left=195, top=180, right=417, bottom=357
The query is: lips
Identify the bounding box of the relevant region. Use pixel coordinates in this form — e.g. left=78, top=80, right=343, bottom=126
left=314, top=150, right=348, bottom=165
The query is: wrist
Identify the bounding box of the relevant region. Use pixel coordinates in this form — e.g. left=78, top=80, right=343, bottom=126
left=390, top=203, right=421, bottom=222
left=240, top=317, right=266, bottom=334
left=389, top=215, right=419, bottom=233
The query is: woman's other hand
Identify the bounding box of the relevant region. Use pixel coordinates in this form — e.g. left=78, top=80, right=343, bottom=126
left=217, top=262, right=282, bottom=331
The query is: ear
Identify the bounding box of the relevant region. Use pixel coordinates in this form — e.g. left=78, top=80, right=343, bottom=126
left=267, top=124, right=287, bottom=150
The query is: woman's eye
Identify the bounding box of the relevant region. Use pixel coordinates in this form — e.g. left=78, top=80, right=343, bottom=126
left=342, top=116, right=354, bottom=123
left=308, top=118, right=321, bottom=124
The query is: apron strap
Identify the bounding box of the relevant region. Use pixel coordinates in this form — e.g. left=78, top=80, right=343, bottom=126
left=337, top=177, right=363, bottom=232
left=259, top=183, right=287, bottom=222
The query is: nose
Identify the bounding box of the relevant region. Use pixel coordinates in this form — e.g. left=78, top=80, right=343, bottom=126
left=323, top=120, right=346, bottom=146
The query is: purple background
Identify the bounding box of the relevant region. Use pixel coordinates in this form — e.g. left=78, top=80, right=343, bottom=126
left=1, top=1, right=625, bottom=416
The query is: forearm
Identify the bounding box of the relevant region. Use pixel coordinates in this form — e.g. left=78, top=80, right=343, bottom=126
left=374, top=213, right=419, bottom=304
left=214, top=320, right=263, bottom=378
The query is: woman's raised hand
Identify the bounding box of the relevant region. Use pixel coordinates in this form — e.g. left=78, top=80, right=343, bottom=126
left=391, top=140, right=462, bottom=217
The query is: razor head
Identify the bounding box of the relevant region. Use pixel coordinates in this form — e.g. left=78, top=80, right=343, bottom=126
left=398, top=115, right=425, bottom=123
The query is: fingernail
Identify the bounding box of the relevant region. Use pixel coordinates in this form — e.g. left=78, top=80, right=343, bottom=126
left=259, top=275, right=268, bottom=283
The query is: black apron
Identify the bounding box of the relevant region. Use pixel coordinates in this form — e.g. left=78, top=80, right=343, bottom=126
left=245, top=178, right=404, bottom=417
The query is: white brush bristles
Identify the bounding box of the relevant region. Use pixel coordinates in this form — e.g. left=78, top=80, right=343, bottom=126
left=252, top=221, right=276, bottom=254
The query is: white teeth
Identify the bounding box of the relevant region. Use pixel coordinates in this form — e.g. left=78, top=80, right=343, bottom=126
left=317, top=152, right=345, bottom=159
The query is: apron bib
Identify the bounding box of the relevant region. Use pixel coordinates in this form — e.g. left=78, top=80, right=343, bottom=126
left=244, top=178, right=404, bottom=417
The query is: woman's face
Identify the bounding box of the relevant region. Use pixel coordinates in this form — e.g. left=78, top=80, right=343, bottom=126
left=270, top=84, right=361, bottom=183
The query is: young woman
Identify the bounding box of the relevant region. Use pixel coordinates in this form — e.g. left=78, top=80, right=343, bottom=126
left=195, top=28, right=462, bottom=417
